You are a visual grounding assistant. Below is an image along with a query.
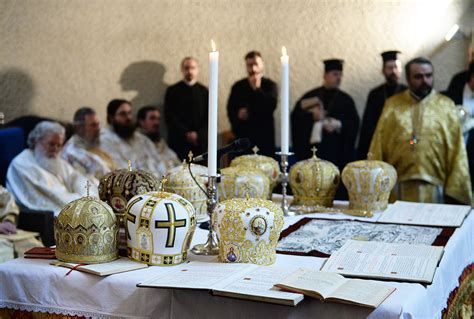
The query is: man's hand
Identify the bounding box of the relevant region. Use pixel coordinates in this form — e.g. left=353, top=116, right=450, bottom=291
left=248, top=74, right=262, bottom=90
left=238, top=108, right=249, bottom=121
left=186, top=131, right=199, bottom=146
left=323, top=117, right=342, bottom=133
left=0, top=221, right=17, bottom=235
left=312, top=106, right=326, bottom=122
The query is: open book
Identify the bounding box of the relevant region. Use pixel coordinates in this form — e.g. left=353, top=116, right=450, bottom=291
left=138, top=261, right=304, bottom=306
left=51, top=257, right=148, bottom=276
left=378, top=201, right=471, bottom=227
left=321, top=240, right=444, bottom=284
left=275, top=268, right=395, bottom=308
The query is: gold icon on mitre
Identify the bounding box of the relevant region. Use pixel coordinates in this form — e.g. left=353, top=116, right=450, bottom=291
left=214, top=197, right=284, bottom=265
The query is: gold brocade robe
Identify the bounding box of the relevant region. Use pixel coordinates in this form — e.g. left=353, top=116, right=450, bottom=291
left=369, top=90, right=472, bottom=204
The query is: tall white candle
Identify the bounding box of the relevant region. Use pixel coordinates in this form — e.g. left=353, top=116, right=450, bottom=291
left=280, top=46, right=289, bottom=154
left=208, top=40, right=219, bottom=177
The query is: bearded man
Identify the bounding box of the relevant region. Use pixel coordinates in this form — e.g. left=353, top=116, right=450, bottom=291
left=62, top=107, right=116, bottom=181
left=369, top=57, right=472, bottom=204
left=6, top=121, right=96, bottom=215
left=100, top=99, right=167, bottom=177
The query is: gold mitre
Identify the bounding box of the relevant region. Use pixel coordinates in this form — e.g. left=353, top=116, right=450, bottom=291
left=289, top=148, right=340, bottom=207
left=341, top=154, right=397, bottom=212
left=98, top=162, right=160, bottom=220
left=214, top=197, right=284, bottom=265
left=125, top=191, right=196, bottom=266
left=229, top=146, right=281, bottom=195
left=218, top=166, right=270, bottom=201
left=54, top=194, right=119, bottom=264
left=164, top=160, right=208, bottom=222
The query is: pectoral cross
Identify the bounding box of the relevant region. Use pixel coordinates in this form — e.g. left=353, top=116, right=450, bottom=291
left=409, top=135, right=419, bottom=150
left=128, top=160, right=132, bottom=171
left=252, top=146, right=259, bottom=155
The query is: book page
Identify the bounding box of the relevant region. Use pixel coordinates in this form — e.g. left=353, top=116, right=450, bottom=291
left=378, top=201, right=470, bottom=227
left=329, top=278, right=395, bottom=308
left=138, top=262, right=255, bottom=290
left=321, top=240, right=444, bottom=283
left=212, top=266, right=304, bottom=305
left=51, top=257, right=148, bottom=276
left=275, top=268, right=346, bottom=299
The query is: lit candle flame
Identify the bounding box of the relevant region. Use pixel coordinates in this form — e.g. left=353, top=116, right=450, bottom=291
left=282, top=46, right=287, bottom=57
left=211, top=39, right=216, bottom=52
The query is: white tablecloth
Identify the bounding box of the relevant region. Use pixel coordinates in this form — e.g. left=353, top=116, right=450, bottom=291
left=0, top=210, right=472, bottom=319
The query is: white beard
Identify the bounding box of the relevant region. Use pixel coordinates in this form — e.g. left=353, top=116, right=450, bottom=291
left=34, top=146, right=64, bottom=177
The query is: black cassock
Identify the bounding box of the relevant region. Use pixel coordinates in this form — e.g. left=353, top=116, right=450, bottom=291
left=291, top=87, right=359, bottom=199
left=164, top=81, right=208, bottom=160
left=445, top=70, right=469, bottom=105
left=227, top=77, right=277, bottom=157
left=357, top=83, right=407, bottom=159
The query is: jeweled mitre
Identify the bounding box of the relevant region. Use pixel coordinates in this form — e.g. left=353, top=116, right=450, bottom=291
left=54, top=196, right=119, bottom=264
left=164, top=162, right=208, bottom=222
left=341, top=159, right=397, bottom=211
left=218, top=167, right=270, bottom=201
left=125, top=191, right=196, bottom=266
left=98, top=168, right=160, bottom=219
left=230, top=153, right=280, bottom=196
left=289, top=153, right=340, bottom=207
left=214, top=197, right=284, bottom=265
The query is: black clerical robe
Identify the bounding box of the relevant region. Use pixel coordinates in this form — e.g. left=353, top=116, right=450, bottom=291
left=445, top=70, right=468, bottom=105
left=164, top=81, right=208, bottom=160
left=357, top=83, right=407, bottom=159
left=292, top=87, right=359, bottom=199
left=227, top=77, right=278, bottom=156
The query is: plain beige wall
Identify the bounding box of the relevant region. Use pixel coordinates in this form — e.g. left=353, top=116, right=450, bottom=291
left=0, top=0, right=472, bottom=145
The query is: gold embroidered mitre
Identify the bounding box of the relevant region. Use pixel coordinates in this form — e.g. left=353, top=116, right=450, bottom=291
left=98, top=167, right=160, bottom=222
left=164, top=162, right=208, bottom=222
left=54, top=196, right=119, bottom=264
left=341, top=158, right=397, bottom=211
left=218, top=167, right=271, bottom=201
left=214, top=198, right=284, bottom=265
left=125, top=191, right=196, bottom=266
left=289, top=151, right=340, bottom=207
left=229, top=149, right=281, bottom=195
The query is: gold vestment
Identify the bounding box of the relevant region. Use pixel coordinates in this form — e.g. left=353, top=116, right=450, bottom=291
left=369, top=90, right=472, bottom=205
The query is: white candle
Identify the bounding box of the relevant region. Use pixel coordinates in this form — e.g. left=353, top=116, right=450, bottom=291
left=208, top=40, right=219, bottom=177
left=280, top=46, right=289, bottom=154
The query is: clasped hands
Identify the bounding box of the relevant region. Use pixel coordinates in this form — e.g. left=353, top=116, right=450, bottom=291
left=310, top=102, right=341, bottom=133
left=0, top=221, right=17, bottom=235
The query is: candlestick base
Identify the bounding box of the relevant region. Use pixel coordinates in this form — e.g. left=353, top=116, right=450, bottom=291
left=191, top=175, right=220, bottom=255
left=276, top=152, right=294, bottom=216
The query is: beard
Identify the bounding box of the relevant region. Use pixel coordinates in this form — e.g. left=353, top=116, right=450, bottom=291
left=413, top=84, right=432, bottom=100
left=385, top=73, right=399, bottom=85
left=112, top=122, right=136, bottom=139
left=34, top=146, right=63, bottom=176
left=145, top=131, right=161, bottom=143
